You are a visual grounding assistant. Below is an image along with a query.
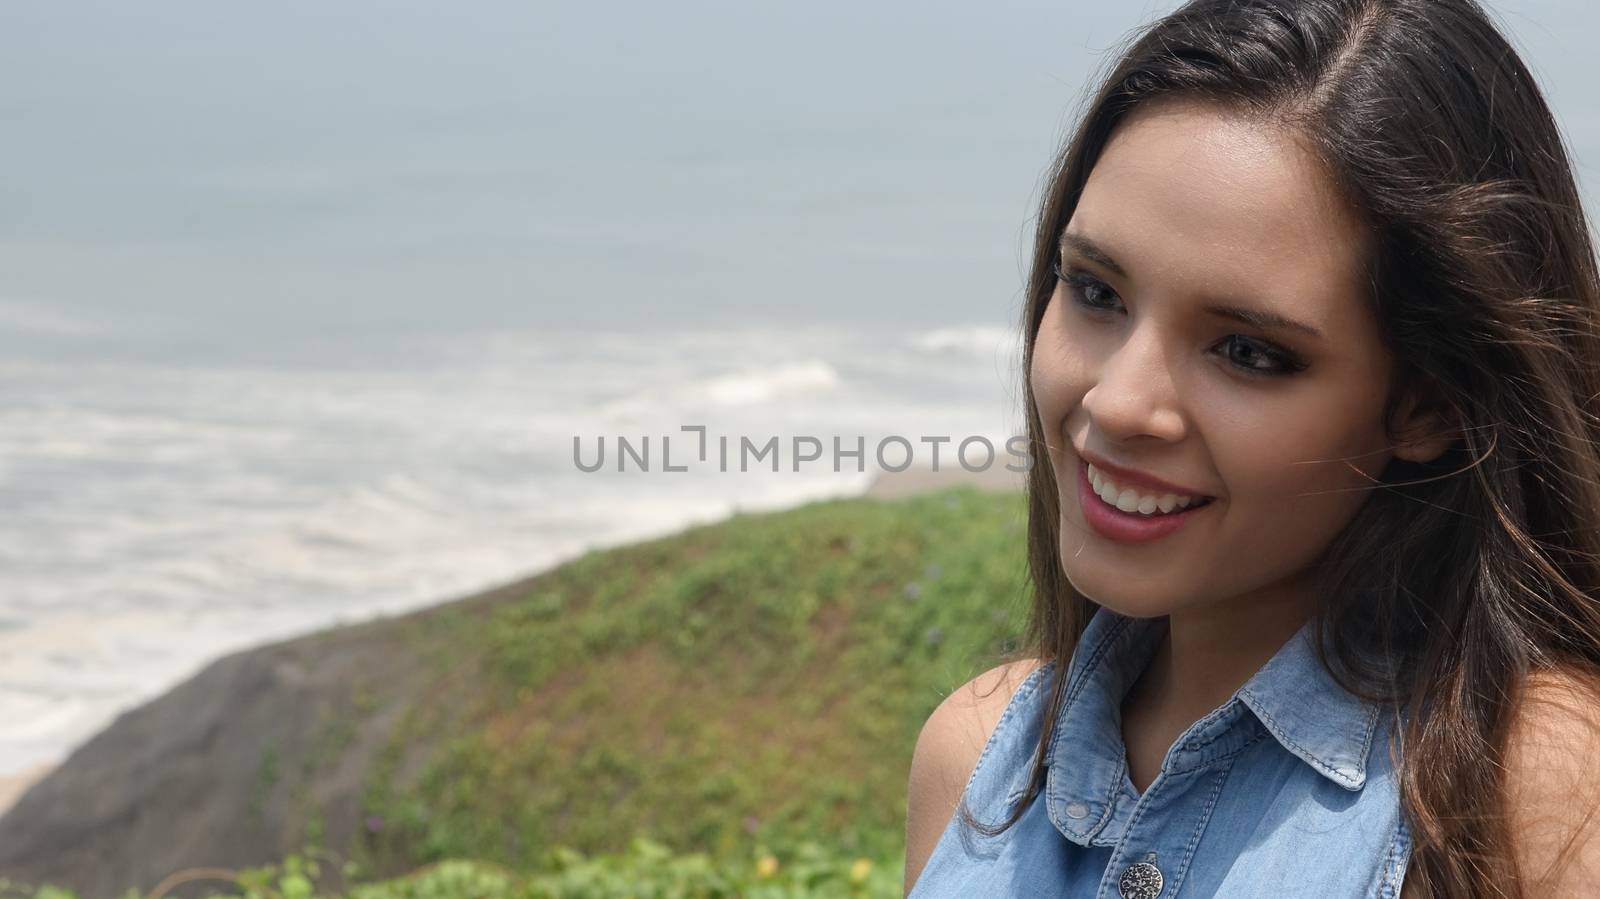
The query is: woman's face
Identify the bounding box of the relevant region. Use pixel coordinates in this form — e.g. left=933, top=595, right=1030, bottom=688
left=1030, top=98, right=1400, bottom=622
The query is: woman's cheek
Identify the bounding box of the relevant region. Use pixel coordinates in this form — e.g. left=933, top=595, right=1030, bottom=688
left=1030, top=342, right=1090, bottom=458
left=1033, top=316, right=1093, bottom=408
left=1028, top=370, right=1066, bottom=469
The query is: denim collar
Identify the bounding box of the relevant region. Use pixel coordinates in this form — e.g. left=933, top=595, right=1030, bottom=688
left=1041, top=605, right=1382, bottom=846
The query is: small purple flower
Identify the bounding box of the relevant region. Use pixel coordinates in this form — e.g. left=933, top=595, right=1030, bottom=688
left=366, top=815, right=384, bottom=832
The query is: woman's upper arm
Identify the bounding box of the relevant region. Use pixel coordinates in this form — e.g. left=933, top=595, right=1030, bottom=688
left=904, top=657, right=1044, bottom=898
left=1503, top=670, right=1600, bottom=896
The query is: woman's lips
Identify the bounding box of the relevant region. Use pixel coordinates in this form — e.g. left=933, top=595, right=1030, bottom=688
left=1076, top=459, right=1215, bottom=543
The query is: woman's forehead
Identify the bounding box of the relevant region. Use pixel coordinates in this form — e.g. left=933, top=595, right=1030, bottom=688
left=1070, top=100, right=1373, bottom=326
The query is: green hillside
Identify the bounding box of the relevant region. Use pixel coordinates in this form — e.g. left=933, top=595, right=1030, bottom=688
left=4, top=484, right=1033, bottom=898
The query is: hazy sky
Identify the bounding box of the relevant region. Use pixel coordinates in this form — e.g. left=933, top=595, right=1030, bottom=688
left=2, top=0, right=1596, bottom=343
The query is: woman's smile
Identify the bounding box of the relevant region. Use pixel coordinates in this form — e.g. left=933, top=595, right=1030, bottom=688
left=1074, top=458, right=1218, bottom=543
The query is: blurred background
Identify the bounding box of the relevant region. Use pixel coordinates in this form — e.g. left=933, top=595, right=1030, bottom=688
left=0, top=0, right=1595, bottom=895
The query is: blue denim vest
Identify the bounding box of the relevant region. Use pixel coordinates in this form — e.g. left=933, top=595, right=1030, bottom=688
left=909, top=606, right=1413, bottom=898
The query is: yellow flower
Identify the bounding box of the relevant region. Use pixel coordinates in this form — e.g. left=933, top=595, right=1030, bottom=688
left=849, top=858, right=873, bottom=884
left=756, top=855, right=780, bottom=878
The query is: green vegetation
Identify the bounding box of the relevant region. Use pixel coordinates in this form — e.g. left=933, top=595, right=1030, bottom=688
left=1, top=838, right=902, bottom=899
left=2, top=486, right=1033, bottom=898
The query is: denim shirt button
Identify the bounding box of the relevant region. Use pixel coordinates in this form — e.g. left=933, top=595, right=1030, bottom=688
left=1064, top=800, right=1089, bottom=819
left=1118, top=861, right=1164, bottom=899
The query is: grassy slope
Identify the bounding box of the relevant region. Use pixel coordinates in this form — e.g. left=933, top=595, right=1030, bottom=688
left=350, top=485, right=1033, bottom=879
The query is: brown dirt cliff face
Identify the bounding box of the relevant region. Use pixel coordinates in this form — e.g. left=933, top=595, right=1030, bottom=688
left=0, top=582, right=498, bottom=899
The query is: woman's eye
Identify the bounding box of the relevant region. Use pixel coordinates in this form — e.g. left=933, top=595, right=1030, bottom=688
left=1219, top=335, right=1304, bottom=377
left=1053, top=259, right=1307, bottom=379
left=1053, top=261, right=1120, bottom=311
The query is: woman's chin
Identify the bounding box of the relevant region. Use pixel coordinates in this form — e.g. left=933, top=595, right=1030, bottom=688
left=1060, top=568, right=1187, bottom=620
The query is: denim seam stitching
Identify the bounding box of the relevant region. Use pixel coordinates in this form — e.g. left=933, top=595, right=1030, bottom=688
left=1357, top=701, right=1381, bottom=778
left=1164, top=729, right=1269, bottom=776
left=1168, top=763, right=1231, bottom=896
left=1047, top=615, right=1136, bottom=841
left=1047, top=614, right=1133, bottom=761
left=1379, top=813, right=1412, bottom=899
left=1245, top=695, right=1368, bottom=788
left=1097, top=760, right=1165, bottom=899
left=961, top=658, right=1057, bottom=800
left=1168, top=700, right=1249, bottom=756
left=1105, top=752, right=1132, bottom=833
left=1383, top=827, right=1399, bottom=899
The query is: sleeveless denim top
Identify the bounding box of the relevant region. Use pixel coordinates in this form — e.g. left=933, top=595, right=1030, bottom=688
left=909, top=606, right=1413, bottom=899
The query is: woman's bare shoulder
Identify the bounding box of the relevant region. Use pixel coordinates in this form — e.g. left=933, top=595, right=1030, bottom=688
left=904, top=656, right=1047, bottom=895
left=1500, top=667, right=1600, bottom=893
left=938, top=656, right=1049, bottom=736
left=913, top=655, right=1048, bottom=792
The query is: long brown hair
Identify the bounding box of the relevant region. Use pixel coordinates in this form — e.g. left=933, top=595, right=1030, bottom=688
left=961, top=1, right=1600, bottom=895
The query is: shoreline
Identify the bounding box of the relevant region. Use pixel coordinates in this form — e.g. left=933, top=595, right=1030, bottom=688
left=0, top=462, right=1024, bottom=820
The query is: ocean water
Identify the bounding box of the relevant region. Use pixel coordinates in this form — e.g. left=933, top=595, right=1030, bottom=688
left=0, top=322, right=1027, bottom=776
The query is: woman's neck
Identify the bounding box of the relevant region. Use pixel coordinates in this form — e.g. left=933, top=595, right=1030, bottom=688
left=1128, top=592, right=1320, bottom=725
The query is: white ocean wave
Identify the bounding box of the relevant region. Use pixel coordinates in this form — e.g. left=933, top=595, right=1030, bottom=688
left=907, top=324, right=1020, bottom=357
left=702, top=360, right=841, bottom=406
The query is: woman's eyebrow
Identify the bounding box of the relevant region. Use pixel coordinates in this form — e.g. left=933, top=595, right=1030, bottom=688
left=1058, top=228, right=1325, bottom=341
left=1060, top=230, right=1126, bottom=278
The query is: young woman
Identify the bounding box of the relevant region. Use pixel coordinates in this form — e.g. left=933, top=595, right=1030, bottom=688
left=904, top=0, right=1600, bottom=897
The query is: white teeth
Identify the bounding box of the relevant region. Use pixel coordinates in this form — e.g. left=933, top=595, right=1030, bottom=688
left=1087, top=463, right=1207, bottom=516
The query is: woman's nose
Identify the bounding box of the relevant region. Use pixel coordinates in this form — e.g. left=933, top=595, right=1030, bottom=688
left=1080, top=325, right=1185, bottom=443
